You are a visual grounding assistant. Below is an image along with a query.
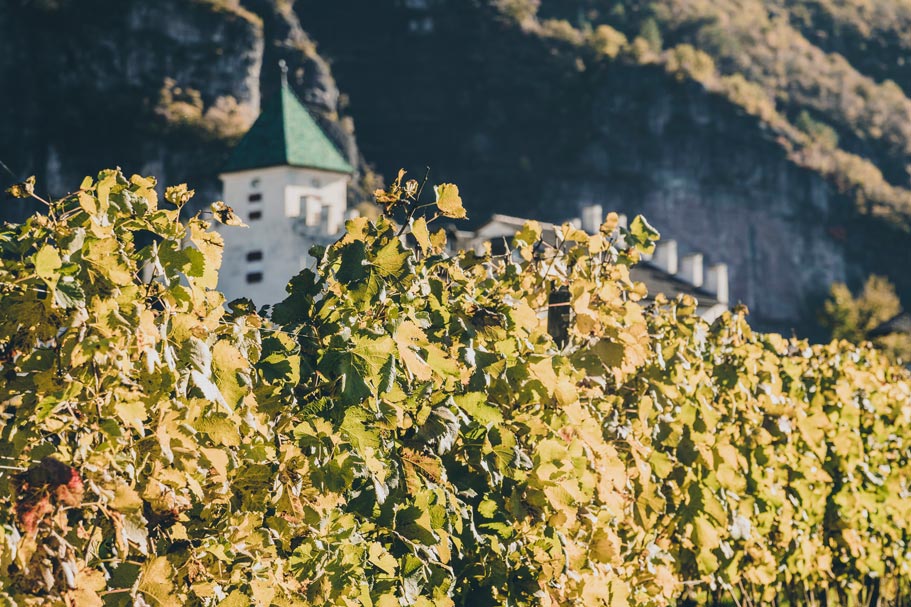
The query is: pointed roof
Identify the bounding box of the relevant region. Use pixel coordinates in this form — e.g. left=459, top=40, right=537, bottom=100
left=223, top=79, right=354, bottom=174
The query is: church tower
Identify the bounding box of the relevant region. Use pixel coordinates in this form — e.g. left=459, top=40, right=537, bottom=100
left=217, top=63, right=354, bottom=305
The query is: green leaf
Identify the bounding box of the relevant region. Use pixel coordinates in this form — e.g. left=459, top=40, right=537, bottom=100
left=373, top=237, right=410, bottom=277
left=319, top=349, right=371, bottom=405
left=454, top=392, right=502, bottom=425
left=337, top=241, right=369, bottom=285
left=351, top=334, right=396, bottom=384
left=478, top=499, right=498, bottom=519
left=340, top=407, right=380, bottom=452
left=417, top=406, right=460, bottom=454
left=628, top=214, right=660, bottom=254
left=54, top=279, right=85, bottom=308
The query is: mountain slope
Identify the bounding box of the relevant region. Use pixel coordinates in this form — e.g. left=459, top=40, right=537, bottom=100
left=4, top=0, right=911, bottom=330
left=0, top=0, right=361, bottom=215
left=295, top=0, right=911, bottom=329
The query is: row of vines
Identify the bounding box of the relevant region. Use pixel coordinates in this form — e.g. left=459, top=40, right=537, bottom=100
left=0, top=170, right=909, bottom=606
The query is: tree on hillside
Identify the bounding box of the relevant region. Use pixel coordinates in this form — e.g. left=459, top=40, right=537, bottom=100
left=638, top=16, right=662, bottom=52
left=820, top=274, right=911, bottom=362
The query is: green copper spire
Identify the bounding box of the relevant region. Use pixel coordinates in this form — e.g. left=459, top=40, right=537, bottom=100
left=223, top=62, right=354, bottom=174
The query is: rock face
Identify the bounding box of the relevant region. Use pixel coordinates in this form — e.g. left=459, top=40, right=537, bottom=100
left=2, top=0, right=909, bottom=330
left=0, top=0, right=359, bottom=215
left=295, top=0, right=909, bottom=331
left=555, top=66, right=851, bottom=328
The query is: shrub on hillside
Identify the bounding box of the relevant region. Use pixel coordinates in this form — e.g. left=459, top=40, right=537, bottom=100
left=820, top=274, right=911, bottom=363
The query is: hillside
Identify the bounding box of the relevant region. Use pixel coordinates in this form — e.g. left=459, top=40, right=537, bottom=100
left=0, top=0, right=361, bottom=212
left=4, top=0, right=911, bottom=330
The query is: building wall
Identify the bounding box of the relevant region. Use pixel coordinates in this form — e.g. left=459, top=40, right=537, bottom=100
left=218, top=165, right=349, bottom=305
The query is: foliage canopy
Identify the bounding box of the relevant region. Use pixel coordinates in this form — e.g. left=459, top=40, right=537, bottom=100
left=0, top=172, right=909, bottom=607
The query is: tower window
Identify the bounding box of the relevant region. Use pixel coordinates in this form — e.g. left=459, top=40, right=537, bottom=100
left=246, top=272, right=263, bottom=284
left=249, top=210, right=262, bottom=221
left=246, top=250, right=263, bottom=262
left=250, top=178, right=261, bottom=188
left=248, top=193, right=262, bottom=202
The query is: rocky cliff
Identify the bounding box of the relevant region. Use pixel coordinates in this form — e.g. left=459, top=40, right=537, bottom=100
left=0, top=0, right=360, bottom=216
left=3, top=0, right=911, bottom=332
left=298, top=0, right=911, bottom=330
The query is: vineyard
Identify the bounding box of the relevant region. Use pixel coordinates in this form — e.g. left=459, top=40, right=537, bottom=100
left=0, top=170, right=909, bottom=606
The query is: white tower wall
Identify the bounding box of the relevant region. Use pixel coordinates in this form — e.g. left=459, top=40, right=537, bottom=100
left=217, top=165, right=350, bottom=306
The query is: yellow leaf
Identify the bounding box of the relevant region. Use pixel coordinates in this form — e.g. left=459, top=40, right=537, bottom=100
left=434, top=183, right=466, bottom=219
left=201, top=447, right=230, bottom=478
left=694, top=515, right=721, bottom=551
left=554, top=380, right=578, bottom=407
left=68, top=566, right=106, bottom=607
left=250, top=579, right=276, bottom=607
left=34, top=245, right=62, bottom=281
left=368, top=542, right=398, bottom=575
left=376, top=595, right=399, bottom=607
left=529, top=359, right=558, bottom=394
left=212, top=341, right=248, bottom=407
left=211, top=201, right=248, bottom=227
left=84, top=237, right=133, bottom=285
left=412, top=216, right=432, bottom=253
left=111, top=482, right=143, bottom=512
left=218, top=590, right=250, bottom=607
left=430, top=227, right=448, bottom=250
left=189, top=220, right=224, bottom=290
left=513, top=220, right=542, bottom=247
left=131, top=174, right=159, bottom=208
left=165, top=183, right=195, bottom=207
left=115, top=400, right=147, bottom=433
left=78, top=191, right=97, bottom=215
left=589, top=527, right=621, bottom=564
left=6, top=175, right=35, bottom=198
left=394, top=320, right=432, bottom=381
left=138, top=556, right=180, bottom=607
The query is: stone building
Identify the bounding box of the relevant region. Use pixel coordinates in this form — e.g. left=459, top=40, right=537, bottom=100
left=218, top=73, right=728, bottom=318
left=454, top=208, right=730, bottom=321
left=217, top=70, right=354, bottom=305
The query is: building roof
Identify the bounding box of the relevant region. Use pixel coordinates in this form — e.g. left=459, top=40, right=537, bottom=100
left=461, top=213, right=728, bottom=319
left=630, top=263, right=721, bottom=310
left=223, top=81, right=354, bottom=174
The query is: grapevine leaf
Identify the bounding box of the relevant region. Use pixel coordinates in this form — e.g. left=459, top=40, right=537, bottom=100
left=434, top=183, right=466, bottom=219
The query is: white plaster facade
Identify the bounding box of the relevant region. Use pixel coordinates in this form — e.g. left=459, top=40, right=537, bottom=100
left=217, top=165, right=350, bottom=305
